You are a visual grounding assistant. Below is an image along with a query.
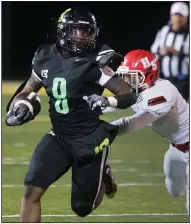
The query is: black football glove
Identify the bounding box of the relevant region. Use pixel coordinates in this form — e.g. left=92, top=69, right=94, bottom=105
left=96, top=49, right=124, bottom=70
left=83, top=94, right=110, bottom=110
left=6, top=103, right=34, bottom=126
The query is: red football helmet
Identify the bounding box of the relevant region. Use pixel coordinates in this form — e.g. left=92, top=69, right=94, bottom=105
left=117, top=49, right=160, bottom=94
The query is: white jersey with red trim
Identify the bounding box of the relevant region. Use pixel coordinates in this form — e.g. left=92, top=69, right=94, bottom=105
left=131, top=79, right=189, bottom=144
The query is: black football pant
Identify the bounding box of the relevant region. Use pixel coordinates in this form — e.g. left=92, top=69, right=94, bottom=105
left=24, top=132, right=110, bottom=217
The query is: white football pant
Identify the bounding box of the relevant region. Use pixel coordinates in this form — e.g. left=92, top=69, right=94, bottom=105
left=163, top=144, right=189, bottom=214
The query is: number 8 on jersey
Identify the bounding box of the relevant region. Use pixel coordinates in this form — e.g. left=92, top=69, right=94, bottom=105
left=52, top=77, right=69, bottom=114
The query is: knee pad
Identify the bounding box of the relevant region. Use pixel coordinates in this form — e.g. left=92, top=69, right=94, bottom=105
left=71, top=203, right=92, bottom=217
left=165, top=177, right=185, bottom=197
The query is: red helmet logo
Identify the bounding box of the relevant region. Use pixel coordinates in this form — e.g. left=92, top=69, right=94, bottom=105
left=117, top=49, right=160, bottom=93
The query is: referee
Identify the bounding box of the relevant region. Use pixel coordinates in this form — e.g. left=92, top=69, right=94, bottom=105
left=151, top=2, right=189, bottom=101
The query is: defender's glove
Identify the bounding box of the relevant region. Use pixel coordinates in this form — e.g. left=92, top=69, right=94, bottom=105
left=83, top=94, right=110, bottom=110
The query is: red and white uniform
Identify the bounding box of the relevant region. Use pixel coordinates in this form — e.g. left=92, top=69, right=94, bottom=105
left=131, top=79, right=189, bottom=144
left=112, top=49, right=189, bottom=213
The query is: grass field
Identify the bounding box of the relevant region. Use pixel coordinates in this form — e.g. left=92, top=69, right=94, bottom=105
left=2, top=83, right=189, bottom=223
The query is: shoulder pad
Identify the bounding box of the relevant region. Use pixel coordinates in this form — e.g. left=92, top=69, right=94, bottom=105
left=32, top=44, right=52, bottom=67
left=141, top=90, right=173, bottom=114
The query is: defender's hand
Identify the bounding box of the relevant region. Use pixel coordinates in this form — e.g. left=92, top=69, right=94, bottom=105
left=83, top=94, right=110, bottom=110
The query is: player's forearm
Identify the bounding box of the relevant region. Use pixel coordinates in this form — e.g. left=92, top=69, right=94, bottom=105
left=110, top=117, right=130, bottom=135
left=21, top=71, right=42, bottom=93
left=103, top=74, right=133, bottom=95
left=103, top=72, right=137, bottom=108
left=110, top=116, right=144, bottom=135
left=111, top=111, right=164, bottom=135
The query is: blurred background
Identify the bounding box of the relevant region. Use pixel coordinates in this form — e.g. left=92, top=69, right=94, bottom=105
left=2, top=1, right=190, bottom=223
left=2, top=1, right=182, bottom=80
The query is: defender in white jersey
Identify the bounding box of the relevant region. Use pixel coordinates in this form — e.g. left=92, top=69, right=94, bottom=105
left=111, top=49, right=189, bottom=213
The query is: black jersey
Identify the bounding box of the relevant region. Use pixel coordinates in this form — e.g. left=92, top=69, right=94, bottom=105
left=32, top=44, right=112, bottom=138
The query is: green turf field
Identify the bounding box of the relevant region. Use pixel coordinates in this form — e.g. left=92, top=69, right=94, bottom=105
left=2, top=87, right=189, bottom=222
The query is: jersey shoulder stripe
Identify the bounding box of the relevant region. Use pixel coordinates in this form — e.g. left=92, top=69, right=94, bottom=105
left=148, top=96, right=167, bottom=106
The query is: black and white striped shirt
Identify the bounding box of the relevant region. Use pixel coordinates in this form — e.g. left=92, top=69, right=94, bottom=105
left=151, top=24, right=189, bottom=79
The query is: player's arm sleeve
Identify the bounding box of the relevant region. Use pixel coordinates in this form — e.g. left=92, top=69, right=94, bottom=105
left=111, top=100, right=173, bottom=135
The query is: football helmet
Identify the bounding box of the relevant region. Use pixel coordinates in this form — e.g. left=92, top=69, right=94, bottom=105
left=57, top=7, right=99, bottom=54
left=116, top=49, right=160, bottom=94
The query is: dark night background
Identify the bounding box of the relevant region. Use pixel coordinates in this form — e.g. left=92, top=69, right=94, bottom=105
left=2, top=1, right=189, bottom=80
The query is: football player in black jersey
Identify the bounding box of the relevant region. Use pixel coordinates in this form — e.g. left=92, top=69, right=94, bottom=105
left=6, top=7, right=137, bottom=222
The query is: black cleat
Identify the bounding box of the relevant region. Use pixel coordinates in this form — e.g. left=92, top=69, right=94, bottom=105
left=103, top=164, right=118, bottom=199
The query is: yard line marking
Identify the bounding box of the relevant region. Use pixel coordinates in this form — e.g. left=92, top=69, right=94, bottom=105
left=2, top=183, right=163, bottom=188
left=2, top=156, right=27, bottom=160
left=141, top=173, right=164, bottom=176
left=113, top=168, right=138, bottom=172
left=127, top=160, right=152, bottom=164
left=2, top=159, right=153, bottom=165
left=13, top=143, right=26, bottom=148
left=2, top=159, right=164, bottom=176
left=2, top=213, right=188, bottom=218
left=3, top=162, right=140, bottom=170
left=119, top=183, right=162, bottom=186
left=109, top=159, right=123, bottom=164
left=2, top=161, right=29, bottom=165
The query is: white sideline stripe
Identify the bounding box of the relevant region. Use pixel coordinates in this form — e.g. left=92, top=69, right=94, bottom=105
left=2, top=213, right=187, bottom=218
left=2, top=183, right=163, bottom=188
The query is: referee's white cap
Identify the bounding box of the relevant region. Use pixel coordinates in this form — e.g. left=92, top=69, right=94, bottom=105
left=170, top=2, right=189, bottom=17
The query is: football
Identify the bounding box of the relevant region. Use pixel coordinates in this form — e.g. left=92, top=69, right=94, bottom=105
left=13, top=92, right=41, bottom=118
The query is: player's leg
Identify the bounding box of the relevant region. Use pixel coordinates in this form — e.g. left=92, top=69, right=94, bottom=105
left=163, top=144, right=189, bottom=210
left=20, top=132, right=72, bottom=222
left=71, top=147, right=110, bottom=217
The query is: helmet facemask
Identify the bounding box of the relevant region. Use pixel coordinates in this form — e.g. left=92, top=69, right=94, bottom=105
left=116, top=66, right=147, bottom=95
left=57, top=23, right=99, bottom=54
